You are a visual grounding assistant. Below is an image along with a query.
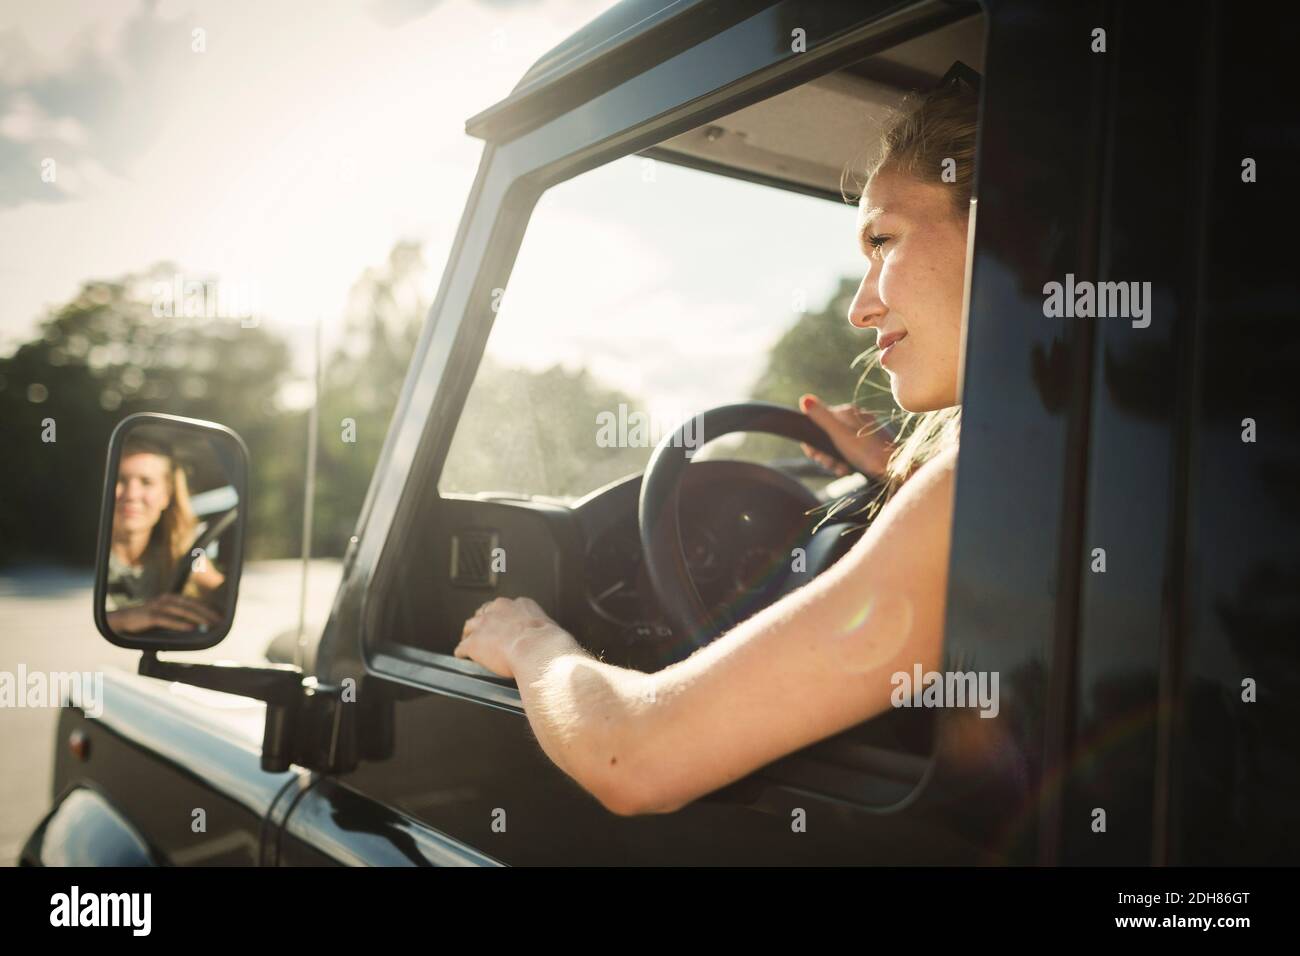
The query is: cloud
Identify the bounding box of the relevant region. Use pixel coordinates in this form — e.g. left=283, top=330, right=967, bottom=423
left=0, top=0, right=196, bottom=207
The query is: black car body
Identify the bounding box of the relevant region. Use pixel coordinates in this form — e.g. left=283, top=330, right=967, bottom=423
left=22, top=0, right=1300, bottom=866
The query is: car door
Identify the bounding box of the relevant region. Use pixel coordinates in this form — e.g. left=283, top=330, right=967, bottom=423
left=275, top=0, right=1125, bottom=866
left=1059, top=2, right=1300, bottom=866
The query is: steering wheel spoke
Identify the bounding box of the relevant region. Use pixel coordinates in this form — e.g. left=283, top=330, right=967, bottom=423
left=637, top=401, right=854, bottom=660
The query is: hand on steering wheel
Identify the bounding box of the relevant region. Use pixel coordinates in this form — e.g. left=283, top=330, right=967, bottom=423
left=107, top=594, right=222, bottom=635
left=639, top=401, right=869, bottom=661
left=798, top=394, right=895, bottom=478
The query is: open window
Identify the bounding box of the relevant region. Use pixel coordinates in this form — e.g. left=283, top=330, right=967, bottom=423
left=364, top=5, right=986, bottom=812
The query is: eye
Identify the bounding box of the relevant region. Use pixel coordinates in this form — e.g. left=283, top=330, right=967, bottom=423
left=866, top=234, right=892, bottom=257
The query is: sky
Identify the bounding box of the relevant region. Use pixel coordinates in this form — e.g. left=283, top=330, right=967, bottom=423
left=0, top=0, right=610, bottom=347
left=491, top=156, right=865, bottom=418
left=0, top=0, right=870, bottom=414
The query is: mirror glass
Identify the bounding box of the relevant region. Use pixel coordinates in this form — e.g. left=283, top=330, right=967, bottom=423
left=97, top=416, right=246, bottom=648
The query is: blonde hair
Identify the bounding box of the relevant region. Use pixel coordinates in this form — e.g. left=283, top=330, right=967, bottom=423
left=841, top=73, right=978, bottom=513
left=122, top=435, right=198, bottom=586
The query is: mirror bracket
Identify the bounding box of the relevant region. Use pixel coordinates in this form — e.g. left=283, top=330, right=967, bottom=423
left=137, top=653, right=358, bottom=774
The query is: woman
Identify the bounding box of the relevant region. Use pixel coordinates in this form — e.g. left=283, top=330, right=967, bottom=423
left=456, top=75, right=975, bottom=815
left=105, top=434, right=225, bottom=635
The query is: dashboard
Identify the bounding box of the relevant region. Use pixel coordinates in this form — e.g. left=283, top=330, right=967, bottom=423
left=378, top=457, right=869, bottom=675
left=572, top=460, right=847, bottom=668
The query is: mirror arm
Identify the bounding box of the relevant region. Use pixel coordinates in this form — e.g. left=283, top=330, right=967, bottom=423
left=137, top=652, right=306, bottom=772
left=138, top=651, right=302, bottom=702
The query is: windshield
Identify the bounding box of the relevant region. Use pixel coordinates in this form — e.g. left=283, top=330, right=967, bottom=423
left=438, top=155, right=880, bottom=501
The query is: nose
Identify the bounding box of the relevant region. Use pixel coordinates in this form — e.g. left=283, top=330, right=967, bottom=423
left=847, top=261, right=885, bottom=330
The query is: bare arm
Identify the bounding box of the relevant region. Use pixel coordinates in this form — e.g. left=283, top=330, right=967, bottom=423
left=459, top=445, right=958, bottom=815
left=457, top=608, right=659, bottom=815
left=190, top=565, right=225, bottom=592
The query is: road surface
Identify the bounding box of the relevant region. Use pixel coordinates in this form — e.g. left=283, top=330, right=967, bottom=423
left=0, top=559, right=342, bottom=866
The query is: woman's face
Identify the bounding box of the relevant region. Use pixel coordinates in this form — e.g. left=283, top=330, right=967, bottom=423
left=114, top=452, right=172, bottom=535
left=848, top=169, right=969, bottom=412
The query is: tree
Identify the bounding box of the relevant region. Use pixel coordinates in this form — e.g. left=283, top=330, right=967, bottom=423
left=748, top=276, right=888, bottom=408
left=0, top=265, right=295, bottom=566
left=313, top=241, right=427, bottom=556
left=440, top=358, right=649, bottom=499
left=727, top=275, right=896, bottom=466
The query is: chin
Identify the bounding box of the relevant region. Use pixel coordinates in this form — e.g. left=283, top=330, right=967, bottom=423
left=892, top=384, right=949, bottom=414
left=889, top=364, right=959, bottom=412
left=890, top=377, right=928, bottom=413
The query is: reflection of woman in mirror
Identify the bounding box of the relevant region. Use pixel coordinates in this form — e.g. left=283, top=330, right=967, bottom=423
left=105, top=435, right=224, bottom=634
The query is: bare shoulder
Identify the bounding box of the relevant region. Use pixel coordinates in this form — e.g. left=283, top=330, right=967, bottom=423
left=872, top=442, right=959, bottom=528
left=636, top=441, right=956, bottom=811
left=911, top=441, right=960, bottom=486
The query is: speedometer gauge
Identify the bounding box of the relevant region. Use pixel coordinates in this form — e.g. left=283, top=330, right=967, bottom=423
left=734, top=545, right=783, bottom=595
left=682, top=527, right=722, bottom=581
left=584, top=530, right=642, bottom=624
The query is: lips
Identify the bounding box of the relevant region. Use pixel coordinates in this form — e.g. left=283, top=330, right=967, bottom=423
left=878, top=329, right=908, bottom=370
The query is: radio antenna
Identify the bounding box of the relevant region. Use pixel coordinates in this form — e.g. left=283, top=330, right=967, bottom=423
left=295, top=316, right=321, bottom=672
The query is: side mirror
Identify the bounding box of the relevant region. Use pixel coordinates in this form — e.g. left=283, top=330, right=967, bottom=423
left=94, top=413, right=249, bottom=651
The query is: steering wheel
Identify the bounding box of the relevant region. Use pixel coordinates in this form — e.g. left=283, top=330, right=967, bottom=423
left=638, top=401, right=871, bottom=658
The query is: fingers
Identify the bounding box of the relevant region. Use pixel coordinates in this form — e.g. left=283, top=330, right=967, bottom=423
left=461, top=598, right=499, bottom=642
left=830, top=405, right=873, bottom=439
left=475, top=596, right=538, bottom=617
left=106, top=608, right=145, bottom=635
left=149, top=612, right=200, bottom=631
left=800, top=442, right=850, bottom=476
left=460, top=596, right=547, bottom=646
left=799, top=394, right=857, bottom=449
left=515, top=596, right=545, bottom=616
left=457, top=601, right=497, bottom=661
left=800, top=394, right=897, bottom=477
left=164, top=595, right=222, bottom=626
left=148, top=595, right=221, bottom=629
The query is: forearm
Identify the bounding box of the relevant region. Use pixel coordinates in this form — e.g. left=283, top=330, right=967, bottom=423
left=191, top=566, right=225, bottom=592
left=507, top=624, right=650, bottom=810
